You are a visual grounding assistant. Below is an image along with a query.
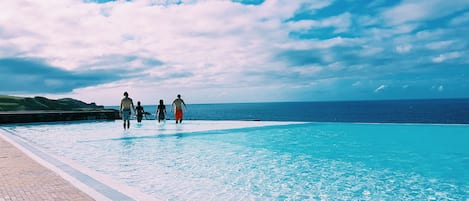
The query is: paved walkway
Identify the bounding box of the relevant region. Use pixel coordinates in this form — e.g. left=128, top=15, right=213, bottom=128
left=0, top=136, right=94, bottom=201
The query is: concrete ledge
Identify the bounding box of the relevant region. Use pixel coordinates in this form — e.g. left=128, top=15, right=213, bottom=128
left=0, top=110, right=120, bottom=124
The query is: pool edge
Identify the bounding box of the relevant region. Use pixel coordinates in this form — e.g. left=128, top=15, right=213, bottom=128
left=0, top=128, right=159, bottom=201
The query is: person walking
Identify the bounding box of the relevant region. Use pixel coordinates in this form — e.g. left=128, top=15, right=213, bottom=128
left=135, top=101, right=145, bottom=123
left=120, top=91, right=135, bottom=129
left=171, top=94, right=187, bottom=124
left=157, top=99, right=166, bottom=123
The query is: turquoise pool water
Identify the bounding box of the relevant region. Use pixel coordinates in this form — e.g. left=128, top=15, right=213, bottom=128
left=2, top=121, right=469, bottom=200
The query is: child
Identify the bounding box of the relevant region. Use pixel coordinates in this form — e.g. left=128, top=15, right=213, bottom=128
left=157, top=99, right=166, bottom=123
left=135, top=101, right=145, bottom=123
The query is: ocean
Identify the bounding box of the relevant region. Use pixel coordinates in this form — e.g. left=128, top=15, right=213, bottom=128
left=107, top=98, right=469, bottom=124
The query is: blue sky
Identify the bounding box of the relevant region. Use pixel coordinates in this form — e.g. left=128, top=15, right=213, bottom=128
left=0, top=0, right=468, bottom=105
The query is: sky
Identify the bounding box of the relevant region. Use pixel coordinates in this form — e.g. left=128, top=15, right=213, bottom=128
left=1, top=0, right=468, bottom=105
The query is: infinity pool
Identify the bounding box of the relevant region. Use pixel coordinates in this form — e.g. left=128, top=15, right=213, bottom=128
left=2, top=121, right=468, bottom=200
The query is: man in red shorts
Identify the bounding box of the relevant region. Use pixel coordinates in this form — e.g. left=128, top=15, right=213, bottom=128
left=171, top=94, right=187, bottom=124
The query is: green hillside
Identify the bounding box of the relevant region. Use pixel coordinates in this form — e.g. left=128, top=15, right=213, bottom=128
left=0, top=95, right=104, bottom=111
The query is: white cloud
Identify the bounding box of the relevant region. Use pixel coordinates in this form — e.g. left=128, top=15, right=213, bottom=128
left=287, top=20, right=315, bottom=31
left=1, top=0, right=294, bottom=73
left=450, top=12, right=469, bottom=26
left=303, top=0, right=334, bottom=10
left=395, top=44, right=412, bottom=53
left=361, top=46, right=383, bottom=56
left=382, top=1, right=427, bottom=25
left=320, top=12, right=352, bottom=33
left=1, top=0, right=322, bottom=104
left=358, top=15, right=380, bottom=27
left=393, top=24, right=419, bottom=34
left=286, top=12, right=352, bottom=34
left=1, top=0, right=468, bottom=104
left=365, top=23, right=419, bottom=41
left=382, top=0, right=469, bottom=25
left=291, top=65, right=322, bottom=77
left=431, top=85, right=444, bottom=92
left=374, top=85, right=386, bottom=93
left=431, top=52, right=461, bottom=63
left=314, top=37, right=355, bottom=49
left=426, top=40, right=454, bottom=50
left=352, top=81, right=361, bottom=87
left=415, top=29, right=448, bottom=40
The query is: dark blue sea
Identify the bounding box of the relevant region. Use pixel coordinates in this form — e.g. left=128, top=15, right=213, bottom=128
left=107, top=99, right=469, bottom=124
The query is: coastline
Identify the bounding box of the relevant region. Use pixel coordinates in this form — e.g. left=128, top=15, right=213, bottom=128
left=0, top=110, right=119, bottom=124
left=1, top=98, right=469, bottom=124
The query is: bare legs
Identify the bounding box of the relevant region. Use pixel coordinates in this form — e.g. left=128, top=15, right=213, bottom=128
left=123, top=120, right=130, bottom=129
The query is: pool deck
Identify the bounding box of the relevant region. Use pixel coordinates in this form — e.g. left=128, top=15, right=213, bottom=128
left=0, top=136, right=94, bottom=201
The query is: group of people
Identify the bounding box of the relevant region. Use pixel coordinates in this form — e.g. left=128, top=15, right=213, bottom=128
left=119, top=92, right=187, bottom=129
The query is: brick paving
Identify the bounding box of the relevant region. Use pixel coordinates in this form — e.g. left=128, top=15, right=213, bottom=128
left=0, top=136, right=94, bottom=201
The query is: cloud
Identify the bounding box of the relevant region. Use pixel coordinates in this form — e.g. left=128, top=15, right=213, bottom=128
left=287, top=12, right=352, bottom=39
left=80, top=54, right=164, bottom=71
left=431, top=52, right=461, bottom=63
left=426, top=40, right=454, bottom=50
left=319, top=12, right=352, bottom=34
left=450, top=12, right=469, bottom=26
left=431, top=85, right=445, bottom=92
left=374, top=85, right=386, bottom=93
left=0, top=0, right=468, bottom=104
left=0, top=58, right=124, bottom=93
left=352, top=81, right=361, bottom=87
left=395, top=44, right=412, bottom=53
left=382, top=0, right=469, bottom=25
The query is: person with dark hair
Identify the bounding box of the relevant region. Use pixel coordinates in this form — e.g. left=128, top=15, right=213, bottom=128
left=171, top=94, right=187, bottom=124
left=135, top=101, right=145, bottom=123
left=157, top=99, right=166, bottom=123
left=120, top=91, right=135, bottom=129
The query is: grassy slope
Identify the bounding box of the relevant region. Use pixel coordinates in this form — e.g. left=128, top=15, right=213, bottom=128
left=0, top=95, right=104, bottom=111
